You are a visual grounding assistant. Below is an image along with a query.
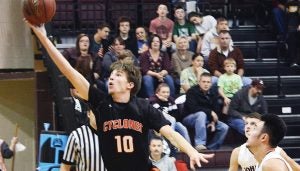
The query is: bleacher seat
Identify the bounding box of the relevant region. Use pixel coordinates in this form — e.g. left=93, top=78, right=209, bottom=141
left=78, top=0, right=106, bottom=33
left=52, top=0, right=76, bottom=34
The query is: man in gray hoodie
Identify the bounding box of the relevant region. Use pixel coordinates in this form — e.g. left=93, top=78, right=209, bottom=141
left=227, top=79, right=268, bottom=135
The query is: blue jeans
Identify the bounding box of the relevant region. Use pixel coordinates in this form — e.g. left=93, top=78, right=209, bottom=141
left=175, top=122, right=191, bottom=144
left=226, top=116, right=245, bottom=135
left=272, top=7, right=286, bottom=35
left=163, top=113, right=191, bottom=143
left=142, top=75, right=175, bottom=98
left=182, top=111, right=229, bottom=150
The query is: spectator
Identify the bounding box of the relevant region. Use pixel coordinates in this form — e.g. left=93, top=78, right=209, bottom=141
left=188, top=12, right=217, bottom=54
left=201, top=17, right=230, bottom=61
left=218, top=58, right=243, bottom=115
left=149, top=83, right=191, bottom=143
left=272, top=0, right=288, bottom=37
left=150, top=4, right=176, bottom=53
left=102, top=37, right=138, bottom=80
left=228, top=79, right=268, bottom=135
left=173, top=5, right=197, bottom=52
left=183, top=73, right=229, bottom=151
left=171, top=36, right=194, bottom=94
left=63, top=34, right=99, bottom=86
left=140, top=34, right=175, bottom=98
left=208, top=30, right=252, bottom=87
left=0, top=137, right=18, bottom=171
left=180, top=54, right=209, bottom=93
left=115, top=16, right=139, bottom=57
left=61, top=110, right=106, bottom=171
left=286, top=2, right=300, bottom=68
left=90, top=23, right=111, bottom=59
left=135, top=26, right=149, bottom=57
left=149, top=136, right=177, bottom=171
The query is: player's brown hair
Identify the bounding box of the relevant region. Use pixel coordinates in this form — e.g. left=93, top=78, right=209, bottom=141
left=110, top=60, right=141, bottom=95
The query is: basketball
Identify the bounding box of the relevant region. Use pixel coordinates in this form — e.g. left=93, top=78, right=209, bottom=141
left=23, top=0, right=56, bottom=26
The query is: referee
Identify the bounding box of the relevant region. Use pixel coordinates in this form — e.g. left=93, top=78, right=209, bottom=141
left=60, top=110, right=106, bottom=171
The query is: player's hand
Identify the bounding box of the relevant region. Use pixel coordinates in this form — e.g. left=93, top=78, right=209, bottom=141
left=23, top=18, right=46, bottom=36
left=189, top=152, right=214, bottom=170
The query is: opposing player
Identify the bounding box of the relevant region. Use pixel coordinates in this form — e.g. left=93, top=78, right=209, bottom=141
left=229, top=113, right=300, bottom=171
left=24, top=20, right=214, bottom=171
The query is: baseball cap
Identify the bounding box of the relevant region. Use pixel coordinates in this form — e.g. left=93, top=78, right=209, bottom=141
left=251, top=79, right=265, bottom=89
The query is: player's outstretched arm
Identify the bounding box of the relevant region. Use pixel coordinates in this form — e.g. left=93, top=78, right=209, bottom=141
left=159, top=125, right=214, bottom=170
left=24, top=19, right=89, bottom=100
left=228, top=147, right=240, bottom=171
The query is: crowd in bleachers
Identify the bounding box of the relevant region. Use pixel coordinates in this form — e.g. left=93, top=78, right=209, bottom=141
left=55, top=1, right=300, bottom=170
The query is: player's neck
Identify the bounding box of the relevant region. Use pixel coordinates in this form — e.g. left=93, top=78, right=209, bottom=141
left=111, top=92, right=131, bottom=103
left=255, top=146, right=274, bottom=164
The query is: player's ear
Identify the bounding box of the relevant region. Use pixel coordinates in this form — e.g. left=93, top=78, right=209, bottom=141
left=261, top=133, right=268, bottom=142
left=128, top=82, right=134, bottom=89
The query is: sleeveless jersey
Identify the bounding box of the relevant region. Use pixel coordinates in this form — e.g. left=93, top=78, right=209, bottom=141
left=238, top=143, right=282, bottom=171
left=256, top=151, right=293, bottom=171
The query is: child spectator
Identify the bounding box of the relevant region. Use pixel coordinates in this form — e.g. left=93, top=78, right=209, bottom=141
left=218, top=58, right=243, bottom=115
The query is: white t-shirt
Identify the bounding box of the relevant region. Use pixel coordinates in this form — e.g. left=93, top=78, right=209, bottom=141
left=238, top=143, right=282, bottom=171
left=256, top=151, right=292, bottom=171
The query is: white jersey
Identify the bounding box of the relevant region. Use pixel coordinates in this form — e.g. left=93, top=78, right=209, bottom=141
left=256, top=151, right=292, bottom=171
left=238, top=143, right=282, bottom=171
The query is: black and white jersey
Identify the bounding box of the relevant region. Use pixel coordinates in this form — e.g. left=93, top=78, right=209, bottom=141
left=62, top=125, right=106, bottom=171
left=88, top=86, right=170, bottom=171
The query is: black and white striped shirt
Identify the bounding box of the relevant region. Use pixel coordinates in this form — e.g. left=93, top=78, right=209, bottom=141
left=62, top=125, right=106, bottom=171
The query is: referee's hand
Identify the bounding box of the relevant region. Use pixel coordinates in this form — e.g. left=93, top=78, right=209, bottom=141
left=189, top=152, right=214, bottom=170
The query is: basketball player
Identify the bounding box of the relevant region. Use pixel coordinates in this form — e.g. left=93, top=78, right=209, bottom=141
left=24, top=20, right=214, bottom=171
left=246, top=114, right=293, bottom=171
left=61, top=110, right=106, bottom=171
left=229, top=113, right=300, bottom=171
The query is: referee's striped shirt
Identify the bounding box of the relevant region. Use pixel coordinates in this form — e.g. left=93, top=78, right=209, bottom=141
left=62, top=125, right=106, bottom=171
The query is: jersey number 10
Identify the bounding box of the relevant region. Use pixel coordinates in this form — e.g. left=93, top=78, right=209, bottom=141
left=115, top=135, right=134, bottom=153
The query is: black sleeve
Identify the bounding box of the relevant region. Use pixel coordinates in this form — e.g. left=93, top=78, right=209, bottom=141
left=1, top=142, right=13, bottom=158
left=88, top=86, right=107, bottom=109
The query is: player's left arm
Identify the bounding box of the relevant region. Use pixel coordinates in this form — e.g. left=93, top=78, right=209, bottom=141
left=262, top=158, right=290, bottom=171
left=280, top=149, right=300, bottom=171
left=159, top=125, right=214, bottom=170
